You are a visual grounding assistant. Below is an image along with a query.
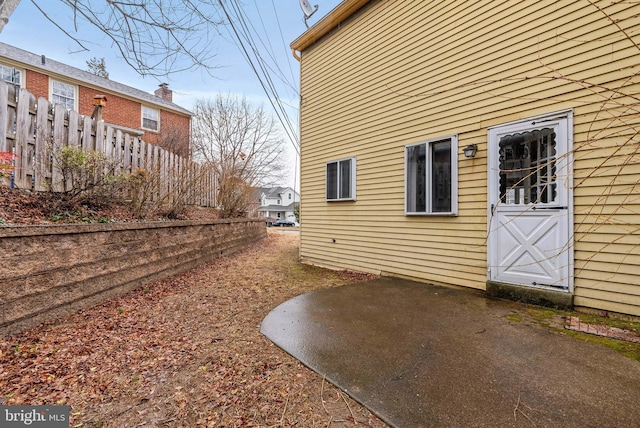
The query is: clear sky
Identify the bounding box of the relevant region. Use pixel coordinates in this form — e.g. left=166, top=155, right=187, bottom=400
left=0, top=0, right=343, bottom=190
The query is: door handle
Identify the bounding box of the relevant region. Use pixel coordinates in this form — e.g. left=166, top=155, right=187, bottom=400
left=532, top=206, right=568, bottom=210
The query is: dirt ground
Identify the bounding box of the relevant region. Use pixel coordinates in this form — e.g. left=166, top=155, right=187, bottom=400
left=0, top=230, right=388, bottom=427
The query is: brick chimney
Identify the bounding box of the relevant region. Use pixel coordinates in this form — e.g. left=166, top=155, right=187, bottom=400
left=154, top=83, right=172, bottom=103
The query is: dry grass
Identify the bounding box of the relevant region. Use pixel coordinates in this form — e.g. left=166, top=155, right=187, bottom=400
left=0, top=230, right=387, bottom=427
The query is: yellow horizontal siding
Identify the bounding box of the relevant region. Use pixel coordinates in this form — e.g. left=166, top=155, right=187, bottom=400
left=574, top=286, right=640, bottom=316
left=300, top=243, right=486, bottom=287
left=575, top=259, right=640, bottom=278
left=298, top=0, right=640, bottom=315
left=574, top=282, right=640, bottom=302
left=302, top=3, right=636, bottom=128
left=575, top=243, right=637, bottom=256
left=573, top=296, right=640, bottom=317
left=574, top=233, right=639, bottom=247
left=302, top=232, right=487, bottom=261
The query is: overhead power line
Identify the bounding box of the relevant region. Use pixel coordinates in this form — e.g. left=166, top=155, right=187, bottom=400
left=216, top=0, right=300, bottom=156
left=228, top=0, right=298, bottom=145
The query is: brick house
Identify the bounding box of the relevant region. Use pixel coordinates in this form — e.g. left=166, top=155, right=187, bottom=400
left=0, top=42, right=192, bottom=157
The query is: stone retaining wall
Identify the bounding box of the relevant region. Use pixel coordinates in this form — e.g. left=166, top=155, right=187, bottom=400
left=0, top=219, right=266, bottom=337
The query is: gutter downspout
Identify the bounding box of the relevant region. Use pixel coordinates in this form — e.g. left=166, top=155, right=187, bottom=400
left=292, top=49, right=301, bottom=62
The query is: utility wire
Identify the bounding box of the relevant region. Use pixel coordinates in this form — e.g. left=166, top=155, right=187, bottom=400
left=219, top=0, right=299, bottom=154
left=230, top=0, right=295, bottom=124
left=251, top=0, right=299, bottom=94
left=270, top=0, right=298, bottom=90
left=252, top=0, right=300, bottom=196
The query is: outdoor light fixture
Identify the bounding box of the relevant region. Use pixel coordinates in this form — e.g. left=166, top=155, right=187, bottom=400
left=463, top=144, right=478, bottom=158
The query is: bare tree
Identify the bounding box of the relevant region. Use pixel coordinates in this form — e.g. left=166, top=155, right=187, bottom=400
left=1, top=0, right=223, bottom=77
left=0, top=0, right=21, bottom=32
left=86, top=57, right=109, bottom=79
left=156, top=125, right=191, bottom=159
left=192, top=94, right=285, bottom=218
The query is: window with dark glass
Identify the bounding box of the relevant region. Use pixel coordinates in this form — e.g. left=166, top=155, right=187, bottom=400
left=406, top=137, right=457, bottom=214
left=326, top=157, right=355, bottom=201
left=498, top=128, right=557, bottom=205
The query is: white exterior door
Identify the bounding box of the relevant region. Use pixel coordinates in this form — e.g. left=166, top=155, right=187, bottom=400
left=488, top=113, right=573, bottom=290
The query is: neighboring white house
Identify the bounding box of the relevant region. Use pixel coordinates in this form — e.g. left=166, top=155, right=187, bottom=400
left=257, top=187, right=299, bottom=223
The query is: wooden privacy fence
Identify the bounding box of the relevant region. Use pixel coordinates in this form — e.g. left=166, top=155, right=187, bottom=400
left=0, top=80, right=216, bottom=207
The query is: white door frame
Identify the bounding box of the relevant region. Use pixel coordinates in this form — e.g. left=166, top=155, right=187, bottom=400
left=487, top=110, right=574, bottom=293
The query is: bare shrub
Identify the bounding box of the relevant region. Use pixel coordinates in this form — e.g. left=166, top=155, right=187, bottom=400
left=49, top=145, right=124, bottom=211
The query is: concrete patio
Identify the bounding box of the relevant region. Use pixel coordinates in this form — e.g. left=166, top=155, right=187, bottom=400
left=261, top=277, right=640, bottom=427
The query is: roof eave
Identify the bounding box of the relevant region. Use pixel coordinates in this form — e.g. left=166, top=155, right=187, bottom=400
left=0, top=42, right=192, bottom=117
left=290, top=0, right=371, bottom=53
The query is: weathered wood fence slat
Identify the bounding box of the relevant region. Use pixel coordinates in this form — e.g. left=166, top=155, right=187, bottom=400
left=0, top=80, right=217, bottom=207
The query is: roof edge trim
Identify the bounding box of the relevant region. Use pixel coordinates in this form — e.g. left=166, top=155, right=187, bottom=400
left=290, top=0, right=371, bottom=52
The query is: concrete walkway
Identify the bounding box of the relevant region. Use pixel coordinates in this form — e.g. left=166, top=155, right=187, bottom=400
left=261, top=278, right=640, bottom=427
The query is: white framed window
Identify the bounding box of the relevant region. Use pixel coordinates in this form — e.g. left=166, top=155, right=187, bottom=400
left=288, top=193, right=292, bottom=200
left=326, top=156, right=356, bottom=201
left=0, top=64, right=22, bottom=86
left=51, top=80, right=76, bottom=110
left=405, top=136, right=458, bottom=215
left=142, top=106, right=160, bottom=131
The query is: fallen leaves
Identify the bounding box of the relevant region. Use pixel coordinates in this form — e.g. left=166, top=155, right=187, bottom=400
left=0, top=231, right=386, bottom=427
left=0, top=185, right=220, bottom=225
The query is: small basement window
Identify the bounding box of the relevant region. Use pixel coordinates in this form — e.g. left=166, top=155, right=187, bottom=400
left=405, top=136, right=458, bottom=215
left=326, top=157, right=356, bottom=201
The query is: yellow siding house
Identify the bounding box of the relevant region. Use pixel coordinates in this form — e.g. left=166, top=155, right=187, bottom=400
left=292, top=0, right=640, bottom=317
